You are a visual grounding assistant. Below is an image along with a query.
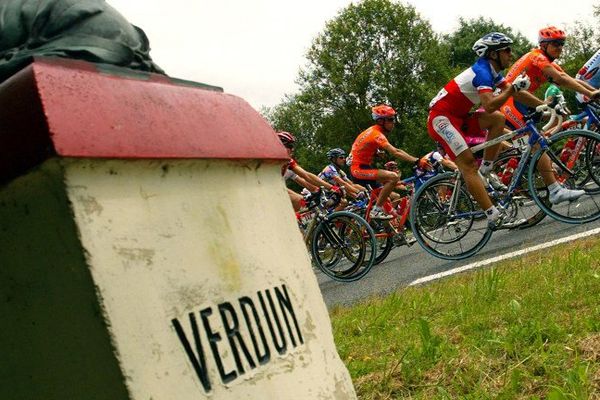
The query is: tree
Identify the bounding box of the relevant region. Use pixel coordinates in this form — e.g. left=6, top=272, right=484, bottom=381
left=443, top=17, right=533, bottom=70
left=266, top=0, right=451, bottom=174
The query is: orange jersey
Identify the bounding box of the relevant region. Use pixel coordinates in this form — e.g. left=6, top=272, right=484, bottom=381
left=505, top=48, right=564, bottom=92
left=350, top=125, right=390, bottom=166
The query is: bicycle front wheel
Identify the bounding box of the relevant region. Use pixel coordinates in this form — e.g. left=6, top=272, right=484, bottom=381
left=311, top=211, right=376, bottom=282
left=410, top=172, right=492, bottom=260
left=528, top=129, right=600, bottom=224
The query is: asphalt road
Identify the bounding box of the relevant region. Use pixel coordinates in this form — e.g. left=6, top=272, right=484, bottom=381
left=317, top=215, right=600, bottom=309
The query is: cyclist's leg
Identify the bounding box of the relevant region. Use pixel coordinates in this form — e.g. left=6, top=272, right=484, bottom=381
left=429, top=113, right=493, bottom=211
left=477, top=110, right=506, bottom=163
left=504, top=101, right=585, bottom=204
left=375, top=169, right=400, bottom=208
left=454, top=151, right=493, bottom=210
left=288, top=189, right=304, bottom=211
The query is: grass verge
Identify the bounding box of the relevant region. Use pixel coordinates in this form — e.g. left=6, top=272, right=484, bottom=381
left=331, top=237, right=600, bottom=399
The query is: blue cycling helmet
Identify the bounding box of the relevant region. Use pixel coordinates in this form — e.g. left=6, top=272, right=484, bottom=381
left=472, top=32, right=513, bottom=57
left=326, top=148, right=346, bottom=160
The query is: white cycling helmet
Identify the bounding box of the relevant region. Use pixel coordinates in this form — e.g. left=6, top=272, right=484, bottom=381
left=472, top=32, right=513, bottom=58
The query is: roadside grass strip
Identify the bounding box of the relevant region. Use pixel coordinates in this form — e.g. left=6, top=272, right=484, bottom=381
left=409, top=227, right=600, bottom=287
left=331, top=237, right=600, bottom=399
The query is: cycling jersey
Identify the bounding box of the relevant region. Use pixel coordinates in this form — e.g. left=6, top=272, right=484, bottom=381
left=505, top=48, right=563, bottom=92
left=318, top=163, right=349, bottom=185
left=350, top=125, right=390, bottom=167
left=502, top=48, right=564, bottom=128
left=576, top=49, right=600, bottom=103
left=427, top=58, right=503, bottom=159
left=429, top=57, right=508, bottom=118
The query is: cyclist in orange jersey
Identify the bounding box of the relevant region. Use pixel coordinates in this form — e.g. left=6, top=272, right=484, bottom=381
left=500, top=26, right=600, bottom=204
left=502, top=26, right=599, bottom=129
left=350, top=104, right=423, bottom=220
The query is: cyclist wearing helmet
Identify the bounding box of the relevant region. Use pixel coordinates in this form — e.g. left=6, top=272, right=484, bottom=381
left=350, top=104, right=422, bottom=219
left=415, top=144, right=457, bottom=176
left=317, top=148, right=365, bottom=198
left=428, top=32, right=530, bottom=229
left=502, top=26, right=598, bottom=130
left=277, top=131, right=340, bottom=211
left=500, top=26, right=599, bottom=204
left=575, top=48, right=600, bottom=115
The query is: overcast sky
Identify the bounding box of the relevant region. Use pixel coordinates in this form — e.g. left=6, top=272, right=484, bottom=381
left=107, top=0, right=598, bottom=110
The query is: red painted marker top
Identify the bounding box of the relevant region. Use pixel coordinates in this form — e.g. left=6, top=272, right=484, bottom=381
left=0, top=57, right=287, bottom=183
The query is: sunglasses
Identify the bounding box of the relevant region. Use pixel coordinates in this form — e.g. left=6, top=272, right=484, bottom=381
left=548, top=40, right=565, bottom=47
left=383, top=117, right=396, bottom=122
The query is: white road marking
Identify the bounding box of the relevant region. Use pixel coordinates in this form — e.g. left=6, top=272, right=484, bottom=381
left=409, top=227, right=600, bottom=286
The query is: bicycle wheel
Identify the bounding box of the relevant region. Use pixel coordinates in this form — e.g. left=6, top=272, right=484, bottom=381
left=493, top=152, right=549, bottom=229
left=528, top=129, right=600, bottom=224
left=370, top=219, right=394, bottom=265
left=410, top=172, right=493, bottom=260
left=311, top=211, right=376, bottom=282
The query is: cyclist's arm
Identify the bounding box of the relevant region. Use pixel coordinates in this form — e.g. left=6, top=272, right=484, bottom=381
left=576, top=78, right=597, bottom=93
left=291, top=175, right=319, bottom=192
left=441, top=158, right=458, bottom=170
left=382, top=143, right=418, bottom=164
left=292, top=164, right=333, bottom=190
left=544, top=66, right=599, bottom=98
left=332, top=175, right=357, bottom=196
left=513, top=89, right=544, bottom=107
left=479, top=84, right=514, bottom=112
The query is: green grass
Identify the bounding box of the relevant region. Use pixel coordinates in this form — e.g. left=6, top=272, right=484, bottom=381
left=331, top=238, right=600, bottom=399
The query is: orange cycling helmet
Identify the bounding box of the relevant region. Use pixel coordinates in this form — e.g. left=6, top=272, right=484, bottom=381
left=538, top=26, right=566, bottom=43
left=371, top=104, right=397, bottom=120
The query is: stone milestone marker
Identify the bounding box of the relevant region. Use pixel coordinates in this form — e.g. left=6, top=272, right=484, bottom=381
left=0, top=58, right=356, bottom=399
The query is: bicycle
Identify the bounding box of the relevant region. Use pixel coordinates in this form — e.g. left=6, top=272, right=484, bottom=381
left=410, top=107, right=600, bottom=260
left=296, top=188, right=377, bottom=282
left=346, top=164, right=444, bottom=265
left=492, top=100, right=600, bottom=229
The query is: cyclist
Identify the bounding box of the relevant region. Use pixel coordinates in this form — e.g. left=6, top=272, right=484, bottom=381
left=575, top=48, right=600, bottom=118
left=501, top=26, right=600, bottom=204
left=316, top=148, right=366, bottom=199
left=350, top=104, right=423, bottom=220
left=278, top=131, right=341, bottom=211
left=415, top=144, right=458, bottom=174
left=428, top=32, right=531, bottom=229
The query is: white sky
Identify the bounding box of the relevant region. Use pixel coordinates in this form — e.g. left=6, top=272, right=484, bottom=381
left=107, top=0, right=597, bottom=110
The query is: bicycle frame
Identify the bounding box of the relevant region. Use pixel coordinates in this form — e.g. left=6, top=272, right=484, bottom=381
left=445, top=111, right=573, bottom=217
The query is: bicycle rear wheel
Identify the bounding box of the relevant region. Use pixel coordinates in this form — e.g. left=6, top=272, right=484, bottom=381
left=528, top=129, right=600, bottom=224
left=493, top=152, right=549, bottom=229
left=410, top=172, right=492, bottom=260
left=311, top=211, right=376, bottom=282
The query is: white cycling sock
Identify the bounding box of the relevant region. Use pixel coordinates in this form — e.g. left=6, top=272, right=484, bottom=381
left=479, top=160, right=493, bottom=175
left=485, top=205, right=500, bottom=221
left=548, top=182, right=560, bottom=194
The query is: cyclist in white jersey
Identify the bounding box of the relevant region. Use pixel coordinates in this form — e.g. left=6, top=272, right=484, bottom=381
left=576, top=49, right=600, bottom=113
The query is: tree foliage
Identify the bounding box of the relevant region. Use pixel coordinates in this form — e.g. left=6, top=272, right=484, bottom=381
left=443, top=17, right=533, bottom=70
left=267, top=0, right=451, bottom=173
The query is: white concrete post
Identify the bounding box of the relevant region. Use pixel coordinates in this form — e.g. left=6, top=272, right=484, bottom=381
left=0, top=58, right=356, bottom=399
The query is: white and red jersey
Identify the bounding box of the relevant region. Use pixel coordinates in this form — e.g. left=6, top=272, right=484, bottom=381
left=429, top=57, right=508, bottom=118
left=576, top=49, right=600, bottom=103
